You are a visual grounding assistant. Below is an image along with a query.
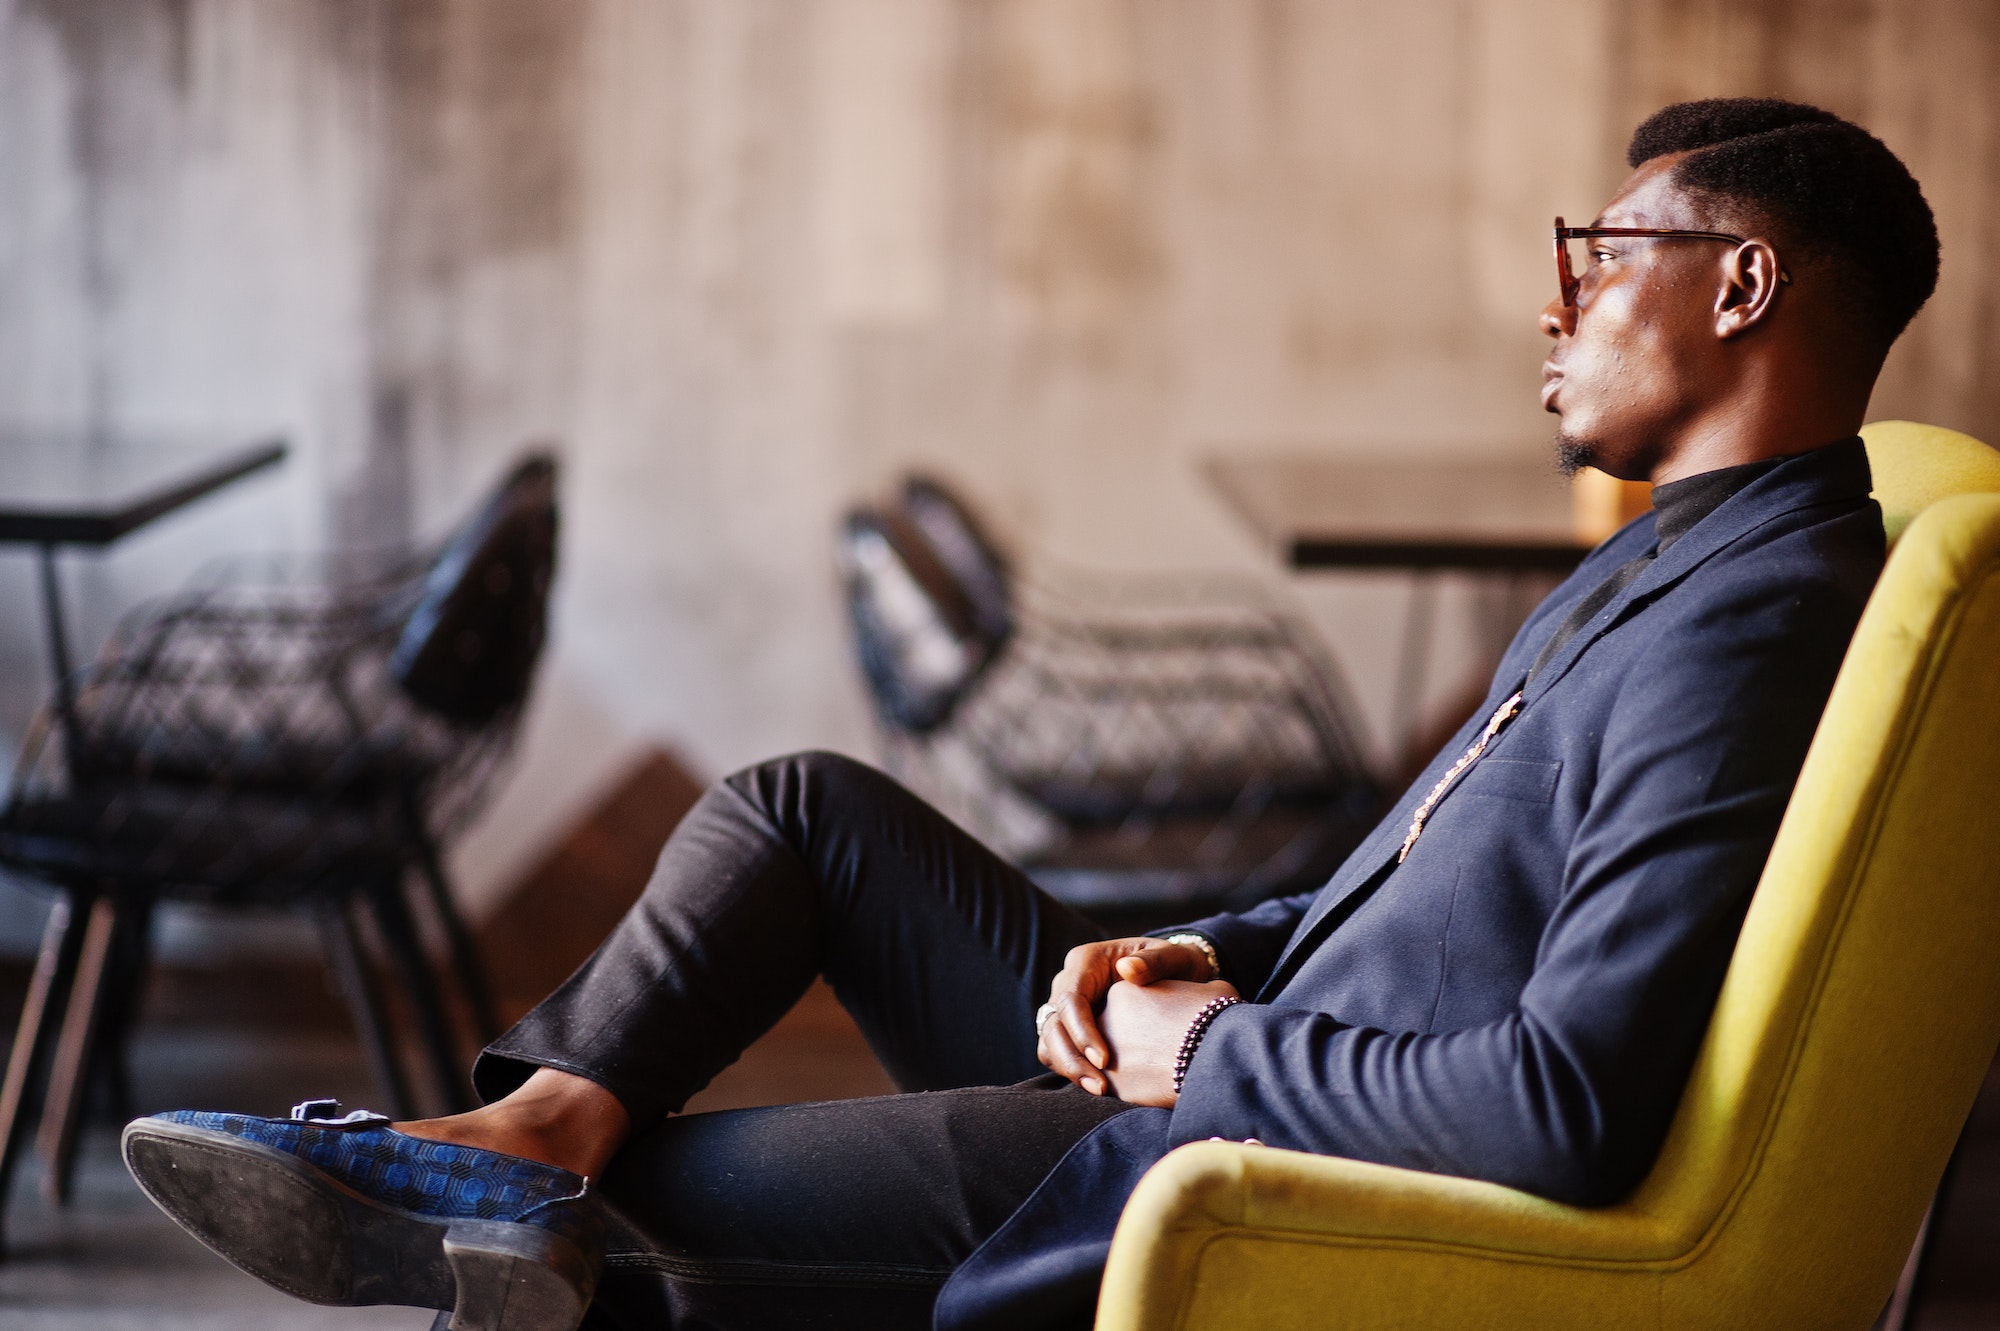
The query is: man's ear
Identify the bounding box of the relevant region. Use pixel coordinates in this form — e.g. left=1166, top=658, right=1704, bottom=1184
left=1714, top=239, right=1785, bottom=339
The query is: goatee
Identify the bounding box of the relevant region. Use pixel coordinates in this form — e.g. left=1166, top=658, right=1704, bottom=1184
left=1554, top=431, right=1600, bottom=478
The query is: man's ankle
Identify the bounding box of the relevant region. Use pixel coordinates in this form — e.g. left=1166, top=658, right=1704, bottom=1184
left=390, top=1074, right=629, bottom=1180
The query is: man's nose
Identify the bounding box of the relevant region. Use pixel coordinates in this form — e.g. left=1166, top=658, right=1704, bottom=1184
left=1539, top=297, right=1575, bottom=339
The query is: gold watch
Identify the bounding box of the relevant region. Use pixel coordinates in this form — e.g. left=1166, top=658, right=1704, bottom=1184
left=1161, top=933, right=1222, bottom=982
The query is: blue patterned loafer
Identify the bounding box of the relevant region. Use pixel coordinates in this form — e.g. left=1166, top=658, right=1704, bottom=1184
left=122, top=1099, right=604, bottom=1331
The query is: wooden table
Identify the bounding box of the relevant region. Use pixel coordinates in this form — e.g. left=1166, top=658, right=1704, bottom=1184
left=0, top=432, right=287, bottom=749
left=1205, top=455, right=1592, bottom=768
left=1204, top=455, right=1590, bottom=573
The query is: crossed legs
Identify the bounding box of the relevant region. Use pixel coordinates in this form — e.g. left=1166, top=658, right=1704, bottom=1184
left=396, top=751, right=1129, bottom=1328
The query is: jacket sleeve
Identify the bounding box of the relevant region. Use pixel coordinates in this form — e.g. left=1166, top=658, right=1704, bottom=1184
left=1149, top=890, right=1321, bottom=993
left=1166, top=563, right=1869, bottom=1205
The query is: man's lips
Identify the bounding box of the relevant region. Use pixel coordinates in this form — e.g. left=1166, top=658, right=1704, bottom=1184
left=1540, top=364, right=1563, bottom=409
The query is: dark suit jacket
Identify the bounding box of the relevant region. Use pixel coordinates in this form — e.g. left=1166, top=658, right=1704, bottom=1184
left=934, top=437, right=1885, bottom=1331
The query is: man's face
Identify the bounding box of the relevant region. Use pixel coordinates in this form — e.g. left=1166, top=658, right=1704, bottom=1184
left=1540, top=155, right=1737, bottom=481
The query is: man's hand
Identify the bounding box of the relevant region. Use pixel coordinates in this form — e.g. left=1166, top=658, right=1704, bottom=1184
left=1036, top=938, right=1219, bottom=1096
left=1099, top=978, right=1240, bottom=1107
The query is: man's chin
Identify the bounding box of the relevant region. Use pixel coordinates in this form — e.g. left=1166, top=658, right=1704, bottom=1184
left=1554, top=432, right=1600, bottom=479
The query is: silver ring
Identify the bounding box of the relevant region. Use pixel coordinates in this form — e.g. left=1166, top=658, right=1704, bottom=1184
left=1035, top=1002, right=1059, bottom=1037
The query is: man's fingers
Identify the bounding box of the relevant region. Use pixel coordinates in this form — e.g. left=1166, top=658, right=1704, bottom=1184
left=1038, top=938, right=1196, bottom=1094
left=1114, top=953, right=1156, bottom=985
left=1057, top=991, right=1108, bottom=1070
left=1114, top=943, right=1205, bottom=987
left=1056, top=946, right=1115, bottom=1006
left=1038, top=1017, right=1106, bottom=1095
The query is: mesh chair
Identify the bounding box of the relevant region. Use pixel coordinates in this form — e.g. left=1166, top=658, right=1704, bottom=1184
left=0, top=453, right=557, bottom=1232
left=839, top=476, right=1378, bottom=917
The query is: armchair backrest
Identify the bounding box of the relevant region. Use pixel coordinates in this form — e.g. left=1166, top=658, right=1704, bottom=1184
left=1861, top=418, right=2000, bottom=543
left=390, top=453, right=558, bottom=727
left=1628, top=429, right=2000, bottom=1322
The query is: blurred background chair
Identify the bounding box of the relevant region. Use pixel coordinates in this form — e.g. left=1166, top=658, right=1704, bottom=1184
left=838, top=475, right=1379, bottom=925
left=0, top=452, right=557, bottom=1233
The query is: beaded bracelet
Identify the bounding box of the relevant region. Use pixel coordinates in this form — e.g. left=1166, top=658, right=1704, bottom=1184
left=1173, top=995, right=1243, bottom=1096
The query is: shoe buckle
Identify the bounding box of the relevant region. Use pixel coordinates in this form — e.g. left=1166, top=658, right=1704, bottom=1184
left=290, top=1098, right=392, bottom=1128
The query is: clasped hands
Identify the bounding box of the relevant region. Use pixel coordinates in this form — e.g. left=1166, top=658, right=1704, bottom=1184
left=1035, top=938, right=1240, bottom=1108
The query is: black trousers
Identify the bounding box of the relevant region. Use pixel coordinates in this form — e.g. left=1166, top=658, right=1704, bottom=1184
left=473, top=752, right=1137, bottom=1330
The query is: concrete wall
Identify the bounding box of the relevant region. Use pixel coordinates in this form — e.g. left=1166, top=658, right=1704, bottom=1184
left=0, top=0, right=1993, bottom=926
left=1610, top=0, right=2000, bottom=451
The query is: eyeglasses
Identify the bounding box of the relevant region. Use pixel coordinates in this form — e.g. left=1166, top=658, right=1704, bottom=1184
left=1553, top=216, right=1790, bottom=308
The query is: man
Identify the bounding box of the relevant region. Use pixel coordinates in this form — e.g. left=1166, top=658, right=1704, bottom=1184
left=124, top=98, right=1935, bottom=1331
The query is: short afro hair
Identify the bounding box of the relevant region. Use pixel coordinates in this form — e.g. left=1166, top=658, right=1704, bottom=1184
left=1627, top=98, right=1939, bottom=350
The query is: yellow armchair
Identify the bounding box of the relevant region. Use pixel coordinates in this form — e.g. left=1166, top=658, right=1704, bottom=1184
left=1860, top=419, right=2000, bottom=543
left=1097, top=425, right=2000, bottom=1330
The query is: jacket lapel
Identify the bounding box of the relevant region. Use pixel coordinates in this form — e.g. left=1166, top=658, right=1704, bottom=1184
left=1253, top=438, right=1874, bottom=1002
left=1253, top=692, right=1513, bottom=1000
left=1516, top=440, right=1870, bottom=707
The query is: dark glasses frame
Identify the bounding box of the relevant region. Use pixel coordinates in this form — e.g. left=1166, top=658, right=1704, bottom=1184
left=1553, top=216, right=1790, bottom=308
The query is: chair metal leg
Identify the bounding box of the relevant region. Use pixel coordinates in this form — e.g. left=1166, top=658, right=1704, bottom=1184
left=37, top=896, right=121, bottom=1204
left=0, top=892, right=88, bottom=1247
left=408, top=823, right=499, bottom=1044
left=317, top=896, right=415, bottom=1121
left=365, top=882, right=473, bottom=1115
left=1881, top=1198, right=1935, bottom=1331
left=87, top=896, right=155, bottom=1126
left=1881, top=1136, right=1963, bottom=1331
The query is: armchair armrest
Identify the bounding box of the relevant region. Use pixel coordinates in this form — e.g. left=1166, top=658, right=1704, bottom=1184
left=1096, top=1142, right=1683, bottom=1331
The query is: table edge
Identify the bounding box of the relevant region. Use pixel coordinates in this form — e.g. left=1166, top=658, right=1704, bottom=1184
left=0, top=437, right=288, bottom=545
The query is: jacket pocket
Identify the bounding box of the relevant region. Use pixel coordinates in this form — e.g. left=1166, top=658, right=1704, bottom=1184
left=1456, top=757, right=1562, bottom=804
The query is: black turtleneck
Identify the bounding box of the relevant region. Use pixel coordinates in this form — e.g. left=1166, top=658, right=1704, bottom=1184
left=1649, top=452, right=1795, bottom=553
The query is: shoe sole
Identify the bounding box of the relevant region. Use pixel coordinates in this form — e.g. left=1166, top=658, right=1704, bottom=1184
left=122, top=1119, right=593, bottom=1331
